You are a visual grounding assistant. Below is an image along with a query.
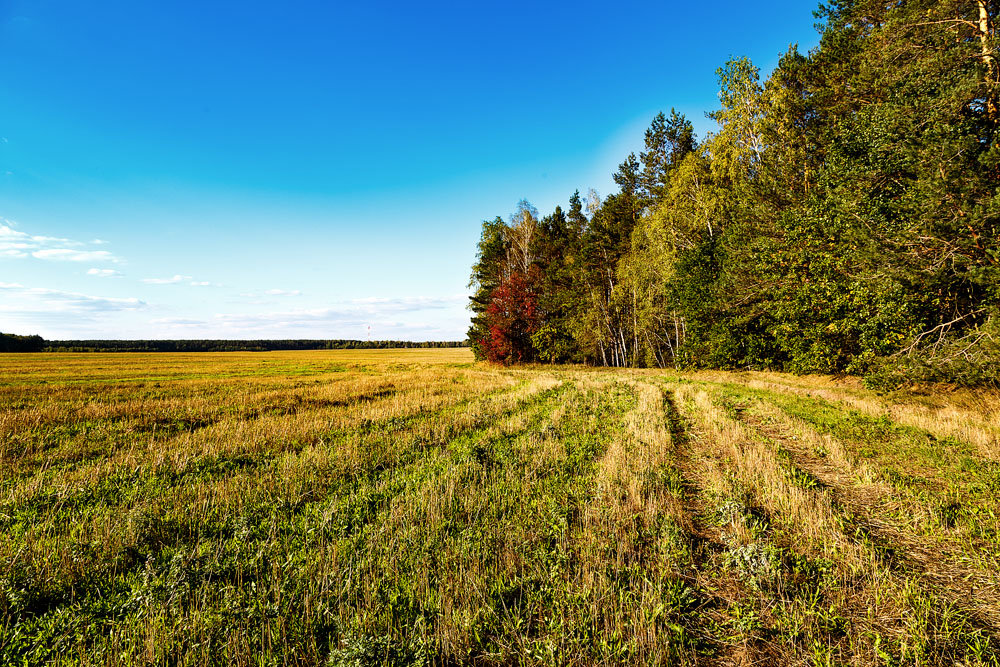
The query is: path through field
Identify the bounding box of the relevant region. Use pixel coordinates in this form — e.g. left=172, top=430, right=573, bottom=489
left=1, top=351, right=998, bottom=665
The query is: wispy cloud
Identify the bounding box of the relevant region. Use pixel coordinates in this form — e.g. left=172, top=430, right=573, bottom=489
left=241, top=288, right=303, bottom=298
left=87, top=268, right=121, bottom=277
left=33, top=248, right=119, bottom=262
left=148, top=295, right=468, bottom=339
left=0, top=219, right=122, bottom=262
left=0, top=283, right=145, bottom=314
left=142, top=274, right=192, bottom=285
left=349, top=295, right=467, bottom=313
left=142, top=274, right=220, bottom=287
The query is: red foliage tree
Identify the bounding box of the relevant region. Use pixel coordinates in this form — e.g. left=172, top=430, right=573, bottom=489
left=481, top=269, right=541, bottom=364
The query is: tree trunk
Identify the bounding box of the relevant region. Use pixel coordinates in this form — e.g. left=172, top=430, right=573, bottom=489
left=980, top=0, right=998, bottom=119
left=618, top=327, right=628, bottom=368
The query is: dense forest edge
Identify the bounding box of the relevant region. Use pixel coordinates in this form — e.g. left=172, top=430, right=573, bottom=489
left=468, top=0, right=1000, bottom=389
left=0, top=333, right=466, bottom=353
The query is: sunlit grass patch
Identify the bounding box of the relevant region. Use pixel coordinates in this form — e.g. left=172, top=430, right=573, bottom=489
left=1, top=355, right=998, bottom=664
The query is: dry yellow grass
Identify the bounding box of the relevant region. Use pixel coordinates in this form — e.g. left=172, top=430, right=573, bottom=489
left=1, top=353, right=998, bottom=665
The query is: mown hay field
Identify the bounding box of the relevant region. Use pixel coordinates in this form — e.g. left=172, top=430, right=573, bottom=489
left=2, top=349, right=1000, bottom=665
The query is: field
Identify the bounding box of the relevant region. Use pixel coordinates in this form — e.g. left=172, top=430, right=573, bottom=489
left=1, top=350, right=1000, bottom=665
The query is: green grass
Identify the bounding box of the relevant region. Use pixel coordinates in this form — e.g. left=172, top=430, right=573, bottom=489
left=0, top=351, right=998, bottom=665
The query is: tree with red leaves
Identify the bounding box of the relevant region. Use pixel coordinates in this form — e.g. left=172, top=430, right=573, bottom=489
left=482, top=268, right=541, bottom=364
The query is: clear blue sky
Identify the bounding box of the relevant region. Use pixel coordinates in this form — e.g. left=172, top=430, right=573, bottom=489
left=0, top=1, right=821, bottom=340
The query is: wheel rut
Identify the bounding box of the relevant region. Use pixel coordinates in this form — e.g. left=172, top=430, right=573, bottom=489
left=739, top=406, right=1000, bottom=635
left=660, top=390, right=793, bottom=667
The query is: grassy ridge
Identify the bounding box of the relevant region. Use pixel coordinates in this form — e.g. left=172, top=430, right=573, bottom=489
left=0, top=351, right=998, bottom=664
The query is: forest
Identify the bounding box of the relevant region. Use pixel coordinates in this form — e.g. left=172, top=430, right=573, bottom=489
left=0, top=333, right=44, bottom=353
left=468, top=0, right=1000, bottom=388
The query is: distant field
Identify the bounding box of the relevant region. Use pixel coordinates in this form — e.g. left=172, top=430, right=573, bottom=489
left=1, top=350, right=999, bottom=665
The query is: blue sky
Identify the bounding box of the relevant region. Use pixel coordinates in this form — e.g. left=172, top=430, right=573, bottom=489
left=0, top=1, right=821, bottom=340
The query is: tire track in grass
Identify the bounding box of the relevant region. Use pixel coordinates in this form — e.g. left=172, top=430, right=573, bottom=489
left=328, top=376, right=733, bottom=665
left=665, top=382, right=1000, bottom=665
left=687, top=378, right=1000, bottom=570
left=254, top=378, right=573, bottom=661
left=697, top=385, right=1000, bottom=664
left=729, top=373, right=1000, bottom=462
left=3, top=367, right=511, bottom=482
left=657, top=381, right=794, bottom=666
left=724, top=382, right=1000, bottom=557
left=325, top=377, right=621, bottom=664
left=0, top=374, right=542, bottom=530
left=576, top=378, right=706, bottom=663
left=734, top=395, right=1000, bottom=634
left=0, top=377, right=567, bottom=663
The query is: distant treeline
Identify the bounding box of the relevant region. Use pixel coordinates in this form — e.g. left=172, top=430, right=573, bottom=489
left=0, top=333, right=45, bottom=353
left=0, top=335, right=467, bottom=353
left=468, top=0, right=1000, bottom=388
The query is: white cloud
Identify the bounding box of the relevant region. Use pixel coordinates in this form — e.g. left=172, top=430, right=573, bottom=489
left=32, top=248, right=119, bottom=262
left=350, top=295, right=467, bottom=312
left=144, top=295, right=468, bottom=340
left=142, top=274, right=192, bottom=285
left=143, top=275, right=220, bottom=287
left=87, top=268, right=121, bottom=277
left=0, top=219, right=122, bottom=263
left=28, top=233, right=75, bottom=245
left=241, top=289, right=303, bottom=298
left=0, top=283, right=145, bottom=315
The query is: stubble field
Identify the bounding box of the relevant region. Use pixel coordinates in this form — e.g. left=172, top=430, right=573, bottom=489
left=1, top=349, right=999, bottom=665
